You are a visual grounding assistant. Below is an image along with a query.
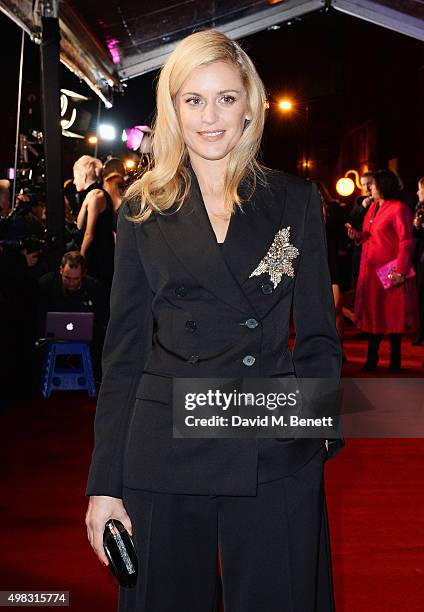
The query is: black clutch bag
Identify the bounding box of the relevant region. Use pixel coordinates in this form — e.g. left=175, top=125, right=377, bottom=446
left=103, top=519, right=138, bottom=587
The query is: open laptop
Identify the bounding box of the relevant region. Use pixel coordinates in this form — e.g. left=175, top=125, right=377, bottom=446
left=45, top=312, right=94, bottom=342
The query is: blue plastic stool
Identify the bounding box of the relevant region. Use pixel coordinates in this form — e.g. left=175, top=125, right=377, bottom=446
left=41, top=341, right=97, bottom=398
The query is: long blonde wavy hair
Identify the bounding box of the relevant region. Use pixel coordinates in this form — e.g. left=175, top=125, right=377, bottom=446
left=125, top=30, right=267, bottom=223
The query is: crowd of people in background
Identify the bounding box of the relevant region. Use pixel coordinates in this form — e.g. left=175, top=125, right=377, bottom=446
left=1, top=157, right=424, bottom=408
left=0, top=155, right=127, bottom=407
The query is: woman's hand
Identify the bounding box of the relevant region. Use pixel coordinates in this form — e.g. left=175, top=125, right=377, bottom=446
left=345, top=223, right=362, bottom=244
left=85, top=495, right=133, bottom=566
left=361, top=196, right=373, bottom=210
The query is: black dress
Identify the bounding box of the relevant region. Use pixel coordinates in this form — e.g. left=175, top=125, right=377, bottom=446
left=80, top=182, right=115, bottom=292
left=326, top=201, right=352, bottom=292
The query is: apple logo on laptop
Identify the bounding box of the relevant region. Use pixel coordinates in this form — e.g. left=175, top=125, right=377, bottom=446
left=66, top=322, right=74, bottom=331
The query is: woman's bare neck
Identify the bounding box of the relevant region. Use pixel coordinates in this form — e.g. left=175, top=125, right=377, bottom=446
left=189, top=156, right=226, bottom=198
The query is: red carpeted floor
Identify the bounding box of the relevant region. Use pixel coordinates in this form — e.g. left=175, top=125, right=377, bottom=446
left=1, top=324, right=424, bottom=611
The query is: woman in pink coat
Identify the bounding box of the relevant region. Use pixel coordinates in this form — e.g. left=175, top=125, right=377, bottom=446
left=346, top=170, right=418, bottom=371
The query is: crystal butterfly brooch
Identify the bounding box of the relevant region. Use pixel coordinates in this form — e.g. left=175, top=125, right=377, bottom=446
left=249, top=226, right=299, bottom=289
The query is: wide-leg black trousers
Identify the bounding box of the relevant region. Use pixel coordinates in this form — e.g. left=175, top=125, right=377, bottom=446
left=118, top=445, right=335, bottom=612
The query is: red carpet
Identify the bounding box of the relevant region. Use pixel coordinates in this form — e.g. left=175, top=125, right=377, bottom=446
left=1, top=323, right=423, bottom=610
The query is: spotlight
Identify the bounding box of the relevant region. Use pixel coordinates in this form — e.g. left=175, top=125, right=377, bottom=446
left=88, top=135, right=98, bottom=145
left=278, top=99, right=293, bottom=111
left=98, top=124, right=116, bottom=141
left=125, top=159, right=136, bottom=170
left=336, top=178, right=355, bottom=197
left=336, top=170, right=362, bottom=196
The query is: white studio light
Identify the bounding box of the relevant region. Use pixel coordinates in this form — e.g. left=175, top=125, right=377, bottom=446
left=122, top=129, right=128, bottom=142
left=98, top=124, right=117, bottom=141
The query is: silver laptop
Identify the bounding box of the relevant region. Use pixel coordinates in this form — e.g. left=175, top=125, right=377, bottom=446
left=45, top=312, right=94, bottom=342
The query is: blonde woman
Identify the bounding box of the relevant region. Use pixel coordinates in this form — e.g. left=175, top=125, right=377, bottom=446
left=85, top=31, right=342, bottom=611
left=74, top=155, right=115, bottom=291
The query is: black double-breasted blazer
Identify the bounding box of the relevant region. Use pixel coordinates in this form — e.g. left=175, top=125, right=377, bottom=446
left=86, top=166, right=343, bottom=498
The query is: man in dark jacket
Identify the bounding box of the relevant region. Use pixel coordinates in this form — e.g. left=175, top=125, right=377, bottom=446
left=37, top=251, right=109, bottom=378
left=349, top=171, right=374, bottom=283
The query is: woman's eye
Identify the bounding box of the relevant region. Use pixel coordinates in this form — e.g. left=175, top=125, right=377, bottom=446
left=221, top=95, right=236, bottom=104
left=186, top=97, right=202, bottom=105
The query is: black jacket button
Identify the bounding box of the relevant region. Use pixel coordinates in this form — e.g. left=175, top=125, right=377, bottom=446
left=185, top=320, right=197, bottom=331
left=261, top=283, right=273, bottom=294
left=242, top=355, right=256, bottom=366
left=175, top=286, right=188, bottom=297
left=245, top=318, right=258, bottom=329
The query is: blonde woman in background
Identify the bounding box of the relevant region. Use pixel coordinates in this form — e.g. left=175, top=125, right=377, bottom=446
left=74, top=155, right=115, bottom=292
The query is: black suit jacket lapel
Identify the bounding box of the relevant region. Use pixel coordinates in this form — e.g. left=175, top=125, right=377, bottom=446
left=154, top=168, right=287, bottom=314
left=155, top=169, right=252, bottom=314
left=222, top=173, right=287, bottom=289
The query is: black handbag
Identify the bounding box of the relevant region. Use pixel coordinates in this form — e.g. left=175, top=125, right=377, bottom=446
left=103, top=519, right=138, bottom=587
